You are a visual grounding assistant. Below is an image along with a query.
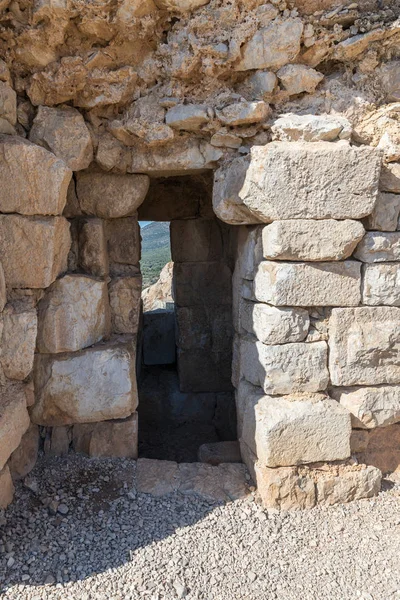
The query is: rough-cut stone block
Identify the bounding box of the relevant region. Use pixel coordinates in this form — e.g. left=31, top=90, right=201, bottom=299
left=380, top=163, right=400, bottom=193
left=255, top=463, right=316, bottom=510
left=242, top=393, right=350, bottom=467
left=213, top=142, right=381, bottom=225
left=8, top=423, right=39, bottom=480
left=198, top=441, right=241, bottom=465
left=240, top=339, right=329, bottom=395
left=235, top=18, right=303, bottom=71
left=315, top=464, right=382, bottom=506
left=78, top=217, right=109, bottom=277
left=216, top=101, right=270, bottom=126
left=355, top=423, right=400, bottom=474
left=0, top=215, right=70, bottom=288
left=241, top=302, right=309, bottom=344
left=354, top=232, right=400, bottom=262
left=32, top=338, right=138, bottom=426
left=362, top=264, right=400, bottom=306
left=76, top=172, right=149, bottom=219
left=0, top=466, right=14, bottom=509
left=329, top=307, right=400, bottom=386
left=0, top=303, right=38, bottom=380
left=178, top=347, right=233, bottom=393
left=364, top=192, right=400, bottom=232
left=109, top=276, right=141, bottom=334
left=143, top=310, right=176, bottom=366
left=37, top=275, right=110, bottom=354
left=277, top=64, right=323, bottom=95
left=0, top=383, right=30, bottom=470
left=73, top=413, right=138, bottom=458
left=234, top=225, right=263, bottom=281
left=45, top=426, right=71, bottom=456
left=271, top=113, right=351, bottom=142
left=0, top=135, right=71, bottom=215
left=214, top=142, right=381, bottom=225
left=106, top=217, right=140, bottom=276
left=166, top=104, right=208, bottom=131
left=235, top=378, right=264, bottom=440
left=333, top=386, right=400, bottom=429
left=254, top=261, right=361, bottom=307
left=174, top=262, right=232, bottom=307
left=176, top=306, right=232, bottom=352
left=262, top=220, right=365, bottom=261
left=29, top=106, right=93, bottom=171
left=170, top=219, right=225, bottom=263
left=0, top=82, right=16, bottom=125
left=138, top=175, right=209, bottom=221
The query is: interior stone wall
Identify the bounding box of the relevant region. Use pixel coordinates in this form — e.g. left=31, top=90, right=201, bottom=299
left=1, top=0, right=400, bottom=510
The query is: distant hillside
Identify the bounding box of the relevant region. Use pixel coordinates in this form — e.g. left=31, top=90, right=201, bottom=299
left=140, top=222, right=172, bottom=287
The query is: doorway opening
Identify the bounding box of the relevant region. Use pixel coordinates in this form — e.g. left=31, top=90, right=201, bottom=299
left=137, top=175, right=237, bottom=462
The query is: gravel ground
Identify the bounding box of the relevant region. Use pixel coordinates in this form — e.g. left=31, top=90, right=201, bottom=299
left=1, top=454, right=400, bottom=600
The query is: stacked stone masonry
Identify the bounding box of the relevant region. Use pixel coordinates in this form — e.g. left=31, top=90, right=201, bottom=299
left=1, top=0, right=400, bottom=510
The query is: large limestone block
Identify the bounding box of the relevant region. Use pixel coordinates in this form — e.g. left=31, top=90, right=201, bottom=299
left=29, top=106, right=93, bottom=171
left=32, top=338, right=138, bottom=426
left=36, top=275, right=110, bottom=353
left=170, top=219, right=225, bottom=263
left=0, top=303, right=38, bottom=380
left=174, top=262, right=232, bottom=307
left=329, top=307, right=400, bottom=386
left=235, top=18, right=303, bottom=71
left=176, top=305, right=232, bottom=352
left=0, top=466, right=14, bottom=509
left=73, top=413, right=138, bottom=458
left=254, top=261, right=361, bottom=307
left=106, top=217, right=140, bottom=276
left=234, top=225, right=263, bottom=281
left=354, top=232, right=400, bottom=262
left=362, top=264, right=400, bottom=306
left=333, top=386, right=400, bottom=429
left=255, top=463, right=316, bottom=510
left=8, top=423, right=39, bottom=480
left=213, top=142, right=381, bottom=225
left=0, top=135, right=72, bottom=215
left=242, top=393, right=351, bottom=467
left=240, top=339, right=329, bottom=395
left=364, top=192, right=400, bottom=232
left=0, top=383, right=30, bottom=470
left=0, top=215, right=70, bottom=288
left=262, top=220, right=365, bottom=261
left=240, top=302, right=309, bottom=344
left=76, top=172, right=149, bottom=219
left=109, top=276, right=141, bottom=334
left=78, top=217, right=109, bottom=277
left=271, top=113, right=351, bottom=142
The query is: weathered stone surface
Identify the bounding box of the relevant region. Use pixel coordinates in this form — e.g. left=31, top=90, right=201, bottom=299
left=0, top=303, right=38, bottom=380
left=333, top=386, right=400, bottom=429
left=73, top=413, right=138, bottom=458
left=241, top=302, right=309, bottom=344
left=37, top=275, right=110, bottom=354
left=106, top=217, right=141, bottom=276
left=380, top=163, right=400, bottom=193
left=362, top=264, right=400, bottom=306
left=235, top=378, right=264, bottom=440
left=0, top=466, right=14, bottom=509
left=109, top=276, right=141, bottom=334
left=240, top=340, right=329, bottom=395
left=364, top=192, right=400, bottom=232
left=234, top=226, right=263, bottom=281
left=29, top=106, right=93, bottom=171
left=166, top=104, right=209, bottom=131
left=78, top=217, right=109, bottom=277
left=143, top=310, right=176, bottom=366
left=255, top=463, right=315, bottom=510
left=32, top=338, right=138, bottom=426
left=0, top=215, right=70, bottom=288
left=154, top=0, right=210, bottom=11
left=174, top=262, right=232, bottom=307
left=216, top=101, right=269, bottom=126
left=271, top=113, right=351, bottom=142
left=235, top=18, right=303, bottom=71
left=242, top=393, right=350, bottom=467
left=171, top=219, right=226, bottom=263
left=329, top=307, right=400, bottom=386
left=0, top=383, right=30, bottom=470
left=198, top=441, right=241, bottom=465
left=0, top=262, right=5, bottom=313
left=142, top=262, right=174, bottom=312
left=137, top=458, right=248, bottom=501
left=0, top=135, right=71, bottom=216
left=178, top=347, right=233, bottom=393
left=210, top=130, right=242, bottom=149
left=355, top=423, right=400, bottom=474
left=246, top=71, right=277, bottom=97
left=213, top=142, right=381, bottom=225
left=254, top=261, right=361, bottom=307
left=45, top=426, right=72, bottom=456
left=76, top=172, right=149, bottom=219
left=8, top=424, right=39, bottom=480
left=316, top=464, right=382, bottom=506
left=354, top=232, right=400, bottom=262
left=277, top=64, right=324, bottom=94
left=262, top=220, right=365, bottom=261
left=0, top=82, right=16, bottom=125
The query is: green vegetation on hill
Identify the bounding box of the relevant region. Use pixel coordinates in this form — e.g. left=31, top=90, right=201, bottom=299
left=140, top=221, right=171, bottom=287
